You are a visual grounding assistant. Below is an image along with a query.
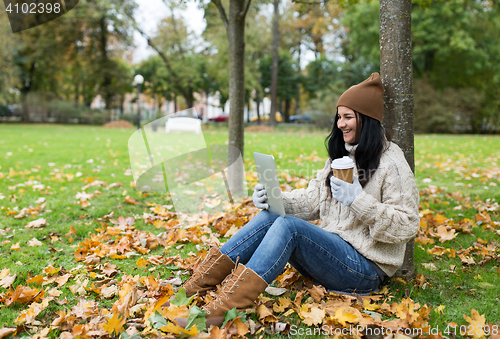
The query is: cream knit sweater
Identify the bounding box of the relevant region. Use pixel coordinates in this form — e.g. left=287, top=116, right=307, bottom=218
left=281, top=142, right=420, bottom=276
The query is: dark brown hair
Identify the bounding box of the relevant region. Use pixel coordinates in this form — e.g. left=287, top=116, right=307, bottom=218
left=325, top=111, right=390, bottom=188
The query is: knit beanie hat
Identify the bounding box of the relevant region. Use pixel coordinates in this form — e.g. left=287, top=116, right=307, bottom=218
left=336, top=72, right=384, bottom=122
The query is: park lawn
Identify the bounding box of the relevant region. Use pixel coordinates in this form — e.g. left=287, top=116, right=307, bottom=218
left=0, top=123, right=499, bottom=338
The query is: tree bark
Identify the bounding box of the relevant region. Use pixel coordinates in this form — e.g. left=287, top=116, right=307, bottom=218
left=255, top=88, right=261, bottom=125
left=20, top=61, right=36, bottom=122
left=294, top=29, right=302, bottom=115
left=284, top=98, right=290, bottom=122
left=380, top=0, right=415, bottom=279
left=99, top=16, right=113, bottom=109
left=213, top=0, right=251, bottom=193
left=269, top=0, right=280, bottom=126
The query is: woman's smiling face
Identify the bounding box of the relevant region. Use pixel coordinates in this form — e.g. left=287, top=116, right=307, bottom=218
left=337, top=106, right=361, bottom=144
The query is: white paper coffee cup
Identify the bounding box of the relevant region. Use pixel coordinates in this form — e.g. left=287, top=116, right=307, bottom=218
left=331, top=156, right=355, bottom=183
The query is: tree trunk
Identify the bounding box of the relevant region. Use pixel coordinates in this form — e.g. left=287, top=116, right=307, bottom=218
left=284, top=98, right=290, bottom=123
left=185, top=93, right=194, bottom=109
left=99, top=16, right=112, bottom=109
left=226, top=0, right=248, bottom=193
left=269, top=0, right=280, bottom=127
left=255, top=88, right=261, bottom=125
left=295, top=33, right=301, bottom=116
left=380, top=0, right=415, bottom=279
left=212, top=0, right=251, bottom=193
left=20, top=61, right=36, bottom=122
left=74, top=81, right=79, bottom=107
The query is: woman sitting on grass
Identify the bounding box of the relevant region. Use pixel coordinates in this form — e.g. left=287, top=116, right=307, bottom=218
left=177, top=73, right=420, bottom=327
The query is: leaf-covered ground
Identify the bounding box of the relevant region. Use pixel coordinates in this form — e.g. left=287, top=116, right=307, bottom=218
left=0, top=125, right=499, bottom=338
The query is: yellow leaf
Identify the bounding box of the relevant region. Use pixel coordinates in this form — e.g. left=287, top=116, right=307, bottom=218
left=299, top=304, right=325, bottom=326
left=463, top=309, right=486, bottom=339
left=143, top=294, right=174, bottom=324
left=227, top=318, right=250, bottom=336
left=101, top=312, right=126, bottom=336
left=333, top=306, right=361, bottom=326
left=136, top=258, right=148, bottom=268
left=430, top=225, right=458, bottom=243
left=7, top=285, right=44, bottom=305
left=125, top=196, right=137, bottom=204
left=54, top=274, right=71, bottom=287
left=393, top=298, right=420, bottom=325
left=110, top=254, right=127, bottom=259
left=26, top=275, right=44, bottom=286
left=273, top=297, right=292, bottom=313
left=293, top=290, right=305, bottom=308
left=363, top=299, right=381, bottom=311
left=10, top=242, right=21, bottom=250
left=434, top=305, right=445, bottom=315
left=43, top=265, right=60, bottom=276
left=257, top=304, right=277, bottom=323
left=0, top=268, right=10, bottom=280
left=433, top=214, right=448, bottom=225
left=67, top=225, right=77, bottom=236
left=15, top=298, right=50, bottom=325
left=161, top=322, right=198, bottom=336
left=50, top=311, right=66, bottom=327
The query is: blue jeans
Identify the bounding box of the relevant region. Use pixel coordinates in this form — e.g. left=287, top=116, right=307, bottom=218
left=220, top=210, right=380, bottom=294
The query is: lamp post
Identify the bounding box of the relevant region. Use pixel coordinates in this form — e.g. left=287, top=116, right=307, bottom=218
left=133, top=74, right=144, bottom=129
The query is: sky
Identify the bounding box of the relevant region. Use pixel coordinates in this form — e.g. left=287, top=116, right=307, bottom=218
left=133, top=0, right=206, bottom=63
left=132, top=0, right=315, bottom=67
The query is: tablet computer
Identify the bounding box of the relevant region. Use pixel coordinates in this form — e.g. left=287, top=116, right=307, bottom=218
left=253, top=152, right=286, bottom=217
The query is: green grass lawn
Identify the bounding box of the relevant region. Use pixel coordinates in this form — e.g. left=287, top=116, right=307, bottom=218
left=0, top=124, right=499, bottom=338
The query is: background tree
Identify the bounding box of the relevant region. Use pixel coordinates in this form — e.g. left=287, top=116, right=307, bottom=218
left=269, top=0, right=280, bottom=126
left=339, top=0, right=500, bottom=134
left=11, top=0, right=136, bottom=121
left=412, top=0, right=500, bottom=133
left=133, top=6, right=210, bottom=110
left=279, top=0, right=344, bottom=119
left=136, top=56, right=178, bottom=113
left=259, top=52, right=299, bottom=122
left=209, top=0, right=254, bottom=192
left=203, top=1, right=270, bottom=119
left=0, top=4, right=20, bottom=105
left=339, top=0, right=380, bottom=84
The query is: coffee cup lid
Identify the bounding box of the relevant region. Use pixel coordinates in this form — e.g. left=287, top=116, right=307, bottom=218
left=331, top=156, right=355, bottom=170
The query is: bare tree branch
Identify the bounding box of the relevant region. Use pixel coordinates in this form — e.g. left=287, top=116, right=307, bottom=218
left=169, top=7, right=186, bottom=57
left=133, top=24, right=190, bottom=101
left=242, top=0, right=252, bottom=20
left=211, top=0, right=229, bottom=30
left=291, top=0, right=323, bottom=4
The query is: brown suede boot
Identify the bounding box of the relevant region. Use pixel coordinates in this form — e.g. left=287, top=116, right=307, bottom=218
left=182, top=247, right=235, bottom=298
left=176, top=264, right=268, bottom=328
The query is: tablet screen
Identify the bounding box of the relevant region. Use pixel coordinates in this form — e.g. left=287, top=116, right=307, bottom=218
left=253, top=152, right=286, bottom=217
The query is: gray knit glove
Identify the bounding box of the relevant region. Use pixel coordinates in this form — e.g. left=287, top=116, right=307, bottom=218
left=330, top=176, right=363, bottom=206
left=252, top=183, right=269, bottom=210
